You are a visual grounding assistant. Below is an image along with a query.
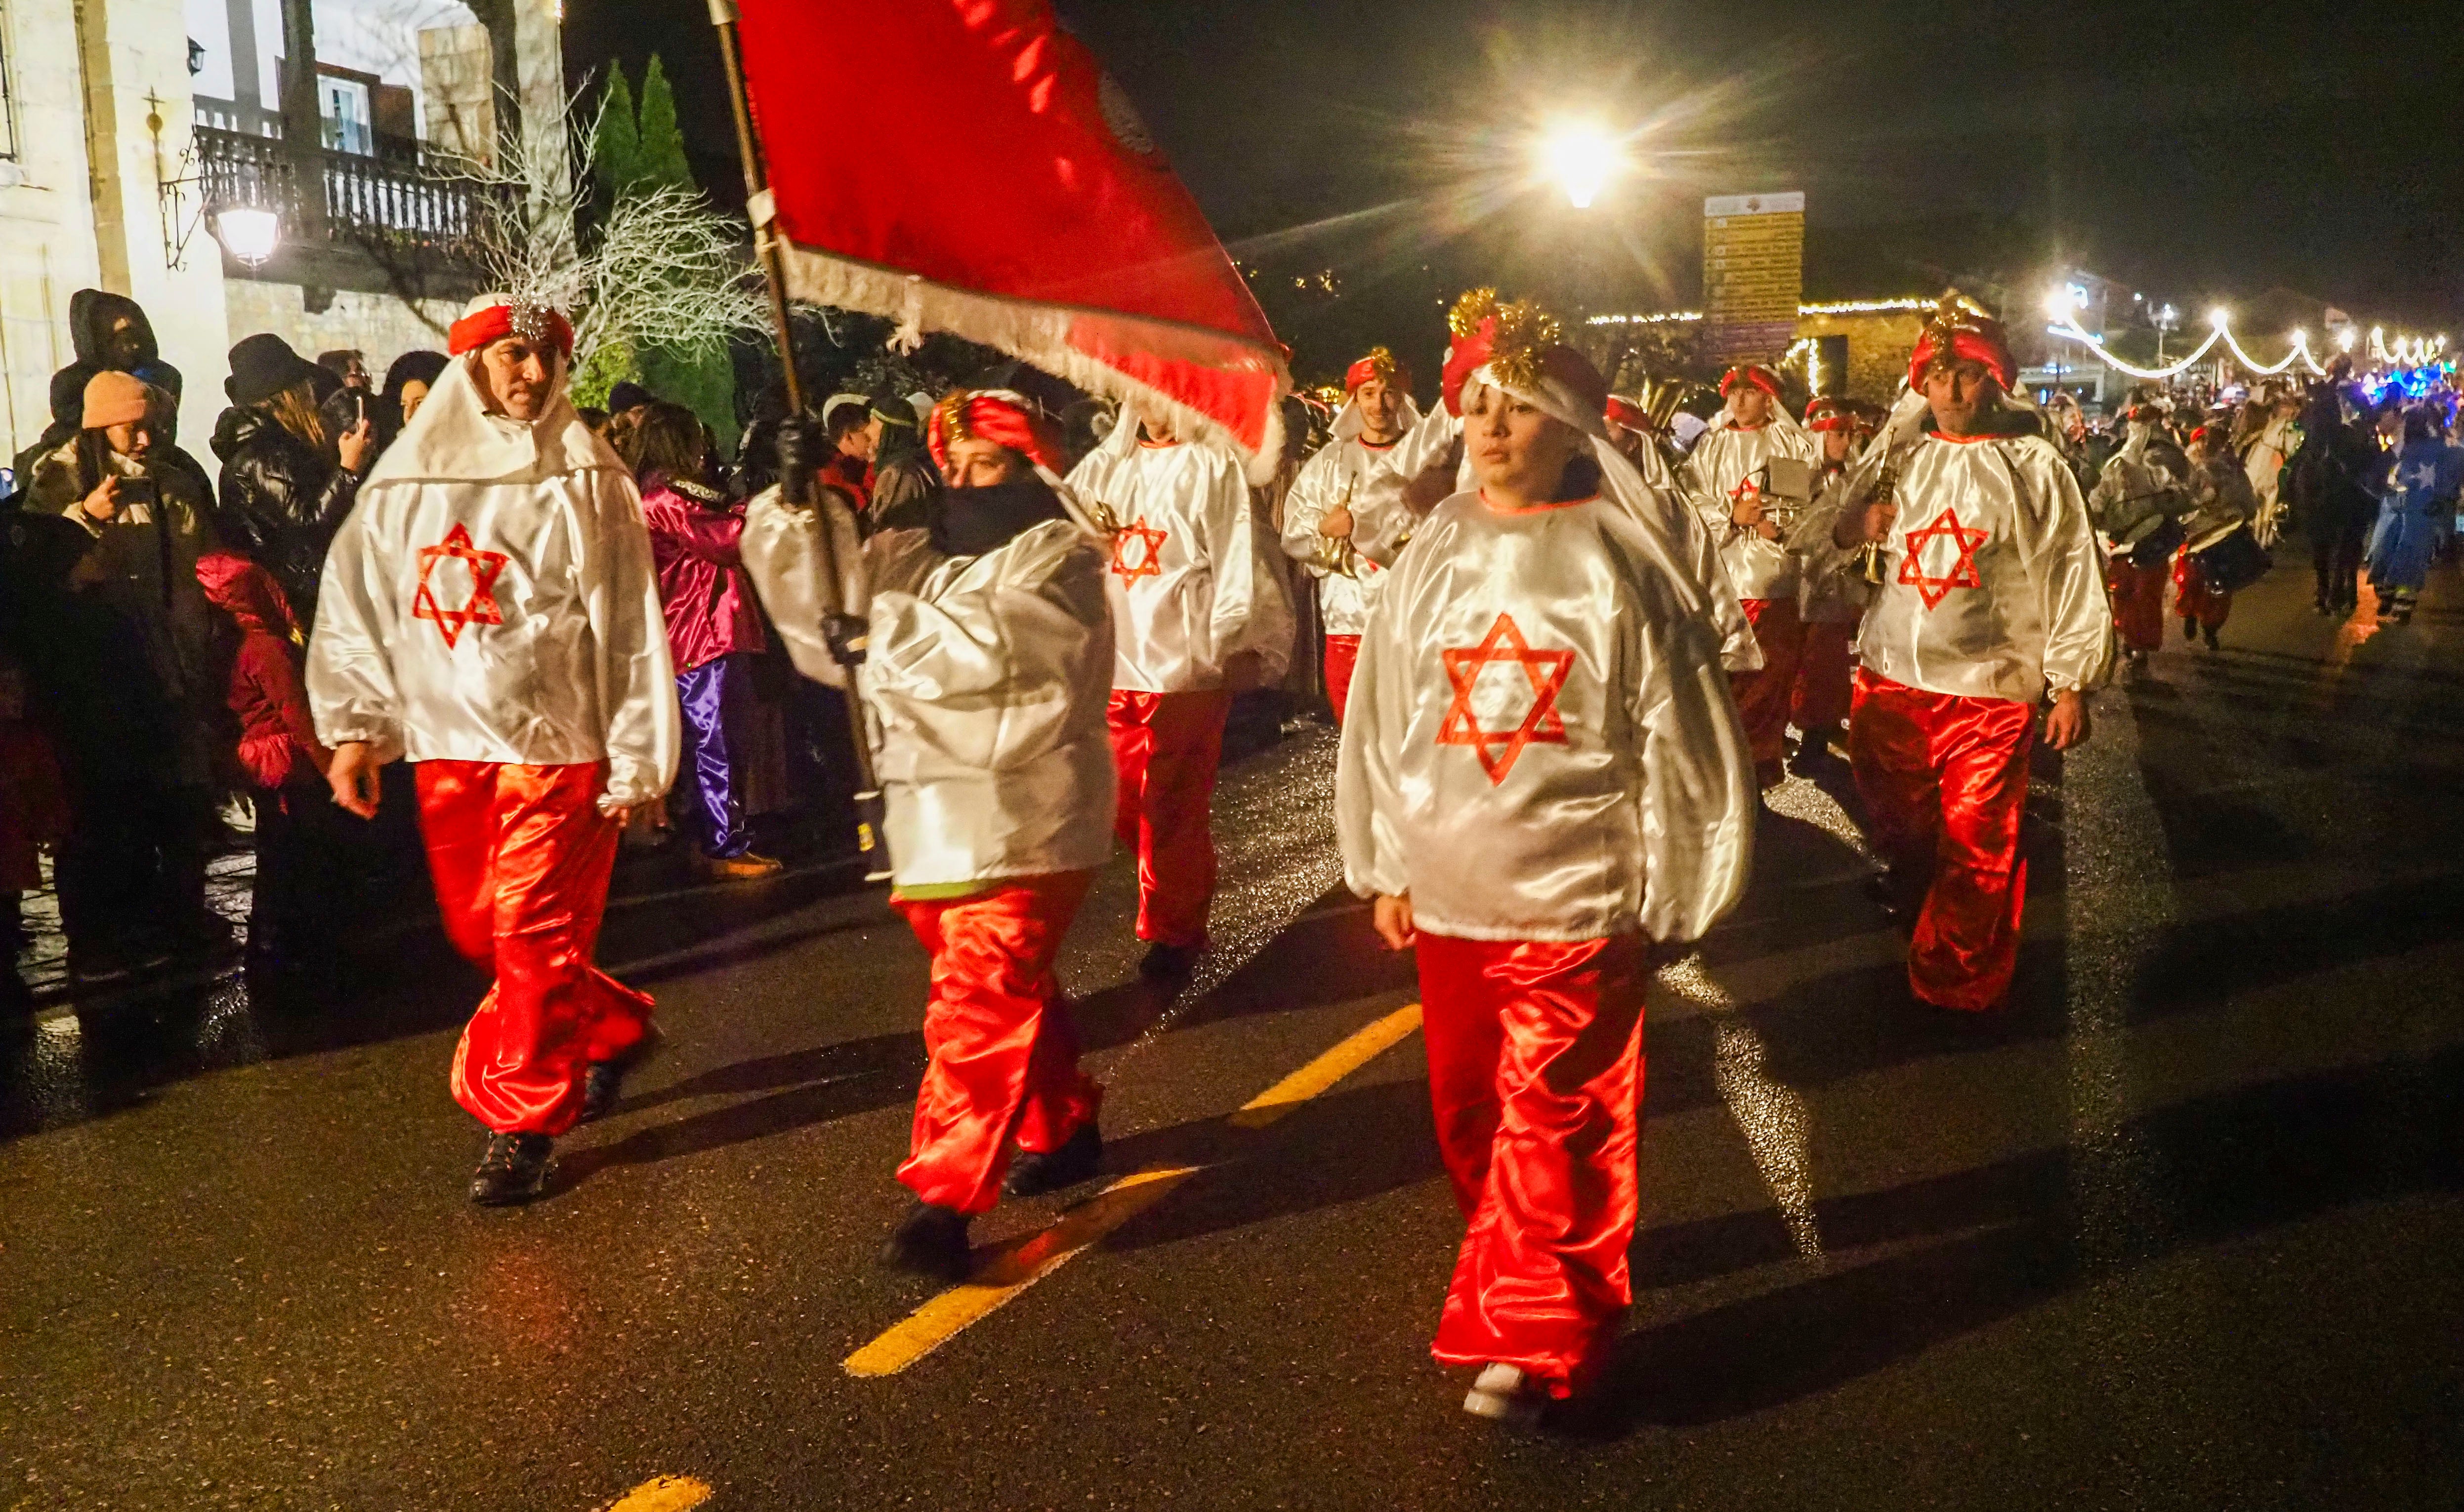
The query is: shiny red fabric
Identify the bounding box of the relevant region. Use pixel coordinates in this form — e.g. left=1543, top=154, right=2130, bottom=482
left=1791, top=613, right=1859, bottom=741
left=2105, top=558, right=2168, bottom=653
left=1107, top=689, right=1231, bottom=947
left=1323, top=633, right=1362, bottom=725
left=1908, top=323, right=2016, bottom=391
left=445, top=302, right=574, bottom=358
left=1729, top=598, right=1806, bottom=776
left=894, top=871, right=1099, bottom=1215
left=1848, top=671, right=2035, bottom=1011
left=1344, top=349, right=1411, bottom=394
left=2172, top=547, right=2231, bottom=630
left=1418, top=931, right=1648, bottom=1399
left=421, top=760, right=649, bottom=1136
left=926, top=391, right=1064, bottom=477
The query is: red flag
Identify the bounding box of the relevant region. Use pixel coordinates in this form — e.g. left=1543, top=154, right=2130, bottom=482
left=735, top=0, right=1289, bottom=476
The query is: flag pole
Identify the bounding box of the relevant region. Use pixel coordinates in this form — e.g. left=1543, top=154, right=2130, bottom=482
left=708, top=0, right=889, bottom=880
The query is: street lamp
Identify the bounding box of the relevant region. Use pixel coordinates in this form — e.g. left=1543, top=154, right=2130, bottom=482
left=211, top=207, right=281, bottom=268
left=1541, top=125, right=1619, bottom=210
left=2154, top=302, right=2180, bottom=364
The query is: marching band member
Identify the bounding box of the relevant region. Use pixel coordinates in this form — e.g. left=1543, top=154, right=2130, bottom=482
left=1337, top=291, right=1755, bottom=1425
left=1066, top=402, right=1293, bottom=980
left=2172, top=425, right=2259, bottom=648
left=1790, top=396, right=1872, bottom=762
left=2088, top=403, right=2184, bottom=667
left=309, top=292, right=679, bottom=1204
left=1684, top=363, right=1825, bottom=788
left=1824, top=296, right=2113, bottom=1014
left=745, top=390, right=1117, bottom=1281
left=1280, top=349, right=1419, bottom=721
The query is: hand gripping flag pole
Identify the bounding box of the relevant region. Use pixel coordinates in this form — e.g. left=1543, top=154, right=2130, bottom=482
left=710, top=0, right=890, bottom=882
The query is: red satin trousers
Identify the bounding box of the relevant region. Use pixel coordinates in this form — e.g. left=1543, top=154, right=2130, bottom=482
left=421, top=760, right=649, bottom=1136
left=1848, top=671, right=2036, bottom=1012
left=1323, top=634, right=1362, bottom=725
left=2106, top=558, right=2169, bottom=652
left=1729, top=598, right=1805, bottom=776
left=894, top=871, right=1100, bottom=1215
left=1108, top=689, right=1231, bottom=948
left=1418, top=931, right=1648, bottom=1399
left=1791, top=613, right=1860, bottom=742
left=2172, top=548, right=2231, bottom=630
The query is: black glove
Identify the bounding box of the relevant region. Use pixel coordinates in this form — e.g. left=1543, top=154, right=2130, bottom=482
left=775, top=412, right=824, bottom=506
left=823, top=613, right=869, bottom=668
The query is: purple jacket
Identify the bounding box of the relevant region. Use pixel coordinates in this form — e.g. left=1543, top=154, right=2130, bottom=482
left=640, top=475, right=767, bottom=673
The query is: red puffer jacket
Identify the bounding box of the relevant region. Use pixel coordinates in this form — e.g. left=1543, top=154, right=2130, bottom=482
left=194, top=550, right=326, bottom=791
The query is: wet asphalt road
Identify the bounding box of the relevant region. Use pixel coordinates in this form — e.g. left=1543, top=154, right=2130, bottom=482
left=5, top=554, right=2462, bottom=1512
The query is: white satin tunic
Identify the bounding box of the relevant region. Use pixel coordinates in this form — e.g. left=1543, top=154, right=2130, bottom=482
left=1336, top=490, right=1756, bottom=945
left=1281, top=433, right=1403, bottom=636
left=1684, top=419, right=1827, bottom=603
left=1845, top=428, right=2116, bottom=703
left=1065, top=436, right=1294, bottom=693
left=307, top=438, right=679, bottom=815
left=2088, top=423, right=2186, bottom=548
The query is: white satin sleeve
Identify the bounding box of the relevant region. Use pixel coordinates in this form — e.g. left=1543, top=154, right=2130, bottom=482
left=588, top=470, right=681, bottom=814
left=865, top=526, right=1101, bottom=705
left=739, top=485, right=869, bottom=690
left=1279, top=447, right=1342, bottom=576
left=1351, top=406, right=1461, bottom=570
left=1633, top=589, right=1757, bottom=944
left=1334, top=575, right=1411, bottom=901
left=305, top=495, right=408, bottom=764
left=2011, top=446, right=2118, bottom=696
left=1200, top=450, right=1295, bottom=682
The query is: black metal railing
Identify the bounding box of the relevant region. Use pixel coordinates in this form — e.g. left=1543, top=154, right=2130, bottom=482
left=194, top=124, right=502, bottom=253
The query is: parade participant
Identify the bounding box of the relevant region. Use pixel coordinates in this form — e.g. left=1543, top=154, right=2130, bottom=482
left=2088, top=404, right=2186, bottom=667
left=1337, top=291, right=1755, bottom=1425
left=1790, top=396, right=1871, bottom=760
left=2239, top=383, right=2301, bottom=546
left=2366, top=407, right=2459, bottom=625
left=1280, top=348, right=1419, bottom=721
left=2290, top=400, right=2382, bottom=617
left=1066, top=400, right=1293, bottom=979
left=2172, top=426, right=2259, bottom=648
left=1684, top=363, right=1824, bottom=787
left=626, top=402, right=783, bottom=881
left=745, top=390, right=1115, bottom=1281
left=867, top=391, right=944, bottom=533
left=1826, top=296, right=2112, bottom=1013
left=309, top=291, right=679, bottom=1205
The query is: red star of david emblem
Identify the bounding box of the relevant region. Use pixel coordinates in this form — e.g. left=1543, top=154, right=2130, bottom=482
left=1437, top=613, right=1575, bottom=784
left=1897, top=507, right=1989, bottom=610
left=1110, top=517, right=1168, bottom=582
left=411, top=522, right=509, bottom=649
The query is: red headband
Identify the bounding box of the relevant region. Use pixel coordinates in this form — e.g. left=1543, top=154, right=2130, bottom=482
left=1803, top=397, right=1853, bottom=432
left=447, top=302, right=574, bottom=359
left=1604, top=395, right=1650, bottom=432
left=1344, top=348, right=1411, bottom=395
left=1720, top=365, right=1782, bottom=400
left=927, top=391, right=1061, bottom=476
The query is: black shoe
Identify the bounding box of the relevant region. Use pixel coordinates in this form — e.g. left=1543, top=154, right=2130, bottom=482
left=2180, top=617, right=2198, bottom=642
left=468, top=1133, right=554, bottom=1206
left=2201, top=623, right=2221, bottom=649
left=1138, top=940, right=1201, bottom=981
left=881, top=1202, right=973, bottom=1283
left=1005, top=1122, right=1103, bottom=1197
left=578, top=1030, right=661, bottom=1123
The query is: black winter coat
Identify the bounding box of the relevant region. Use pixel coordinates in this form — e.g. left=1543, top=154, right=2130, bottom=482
left=209, top=406, right=360, bottom=625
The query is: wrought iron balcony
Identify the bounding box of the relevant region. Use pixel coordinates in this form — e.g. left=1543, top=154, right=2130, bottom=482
left=194, top=124, right=501, bottom=255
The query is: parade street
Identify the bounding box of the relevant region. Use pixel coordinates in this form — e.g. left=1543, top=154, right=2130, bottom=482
left=5, top=558, right=2460, bottom=1512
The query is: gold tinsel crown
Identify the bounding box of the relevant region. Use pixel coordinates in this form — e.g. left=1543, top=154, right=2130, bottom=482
left=931, top=389, right=974, bottom=445
left=1449, top=287, right=1564, bottom=393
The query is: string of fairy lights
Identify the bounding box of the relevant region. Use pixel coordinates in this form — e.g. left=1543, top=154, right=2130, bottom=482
left=1588, top=298, right=2455, bottom=388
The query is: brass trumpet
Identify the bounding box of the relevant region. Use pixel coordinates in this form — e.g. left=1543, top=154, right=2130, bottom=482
left=1315, top=477, right=1365, bottom=579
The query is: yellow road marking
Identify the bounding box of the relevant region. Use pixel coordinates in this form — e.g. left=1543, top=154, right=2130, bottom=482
left=602, top=1476, right=713, bottom=1512
left=844, top=1003, right=1425, bottom=1378
left=1229, top=1003, right=1422, bottom=1128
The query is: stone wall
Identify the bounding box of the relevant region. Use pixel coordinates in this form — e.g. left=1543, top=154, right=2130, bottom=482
left=218, top=282, right=461, bottom=383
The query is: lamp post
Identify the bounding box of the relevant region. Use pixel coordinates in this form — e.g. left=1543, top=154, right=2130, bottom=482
left=2154, top=302, right=2179, bottom=365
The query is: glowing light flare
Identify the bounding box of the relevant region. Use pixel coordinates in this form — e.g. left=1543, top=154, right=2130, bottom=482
left=1541, top=125, right=1621, bottom=209
left=2208, top=306, right=2231, bottom=331
left=212, top=207, right=280, bottom=267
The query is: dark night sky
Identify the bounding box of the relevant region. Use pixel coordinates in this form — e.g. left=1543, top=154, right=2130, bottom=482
left=565, top=0, right=2460, bottom=376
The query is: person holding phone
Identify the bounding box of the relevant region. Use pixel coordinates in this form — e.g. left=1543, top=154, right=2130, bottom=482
left=210, top=334, right=375, bottom=627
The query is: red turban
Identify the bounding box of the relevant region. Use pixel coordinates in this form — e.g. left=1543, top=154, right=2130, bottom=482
left=1803, top=396, right=1853, bottom=432
left=1907, top=295, right=2015, bottom=391
left=1604, top=395, right=1651, bottom=432
left=1344, top=347, right=1411, bottom=394
left=447, top=300, right=574, bottom=359
left=927, top=389, right=1062, bottom=476
left=1719, top=365, right=1782, bottom=400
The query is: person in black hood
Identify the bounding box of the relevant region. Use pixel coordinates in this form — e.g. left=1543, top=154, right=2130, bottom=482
left=374, top=349, right=450, bottom=455
left=9, top=290, right=188, bottom=483
left=210, top=334, right=375, bottom=624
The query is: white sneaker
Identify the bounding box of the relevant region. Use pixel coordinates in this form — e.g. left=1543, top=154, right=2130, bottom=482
left=1462, top=1362, right=1545, bottom=1427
